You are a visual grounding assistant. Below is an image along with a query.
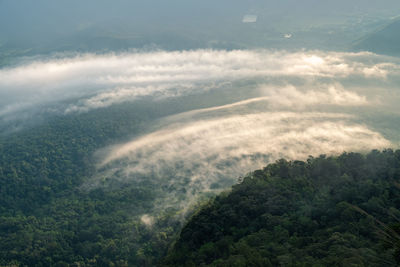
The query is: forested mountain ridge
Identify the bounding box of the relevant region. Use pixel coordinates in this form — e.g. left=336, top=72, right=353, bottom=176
left=163, top=150, right=400, bottom=266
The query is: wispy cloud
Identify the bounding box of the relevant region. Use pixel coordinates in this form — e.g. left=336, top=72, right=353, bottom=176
left=261, top=83, right=369, bottom=109
left=95, top=101, right=391, bottom=211
left=101, top=111, right=389, bottom=178
left=0, top=50, right=398, bottom=118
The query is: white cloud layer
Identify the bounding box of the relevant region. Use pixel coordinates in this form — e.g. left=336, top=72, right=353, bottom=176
left=0, top=49, right=399, bottom=117
left=261, top=84, right=368, bottom=109
left=102, top=111, right=389, bottom=173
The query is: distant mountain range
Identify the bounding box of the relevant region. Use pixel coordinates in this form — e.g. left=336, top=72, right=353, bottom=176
left=353, top=18, right=400, bottom=56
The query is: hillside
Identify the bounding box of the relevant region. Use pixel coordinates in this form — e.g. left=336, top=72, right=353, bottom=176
left=0, top=103, right=192, bottom=266
left=163, top=150, right=400, bottom=266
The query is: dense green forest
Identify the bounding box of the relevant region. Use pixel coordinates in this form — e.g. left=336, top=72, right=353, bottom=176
left=163, top=150, right=400, bottom=266
left=0, top=102, right=192, bottom=267
left=1, top=98, right=400, bottom=266
left=0, top=85, right=261, bottom=266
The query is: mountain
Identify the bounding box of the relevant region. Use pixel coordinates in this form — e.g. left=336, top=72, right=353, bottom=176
left=163, top=150, right=400, bottom=266
left=353, top=18, right=400, bottom=56
left=2, top=0, right=400, bottom=61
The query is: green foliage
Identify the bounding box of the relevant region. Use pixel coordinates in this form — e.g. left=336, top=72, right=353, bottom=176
left=163, top=150, right=400, bottom=266
left=1, top=101, right=400, bottom=266
left=0, top=104, right=184, bottom=266
left=0, top=94, right=252, bottom=266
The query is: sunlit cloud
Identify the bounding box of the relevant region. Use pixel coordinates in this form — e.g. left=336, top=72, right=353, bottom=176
left=261, top=84, right=368, bottom=109
left=102, top=112, right=389, bottom=168
left=95, top=108, right=390, bottom=210
left=0, top=49, right=398, bottom=118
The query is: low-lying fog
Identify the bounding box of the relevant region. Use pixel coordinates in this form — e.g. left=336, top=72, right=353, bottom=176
left=1, top=49, right=400, bottom=213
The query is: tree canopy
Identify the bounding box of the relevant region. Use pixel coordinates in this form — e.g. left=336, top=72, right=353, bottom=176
left=163, top=150, right=400, bottom=266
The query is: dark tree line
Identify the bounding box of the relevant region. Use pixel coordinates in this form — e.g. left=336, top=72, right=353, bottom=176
left=163, top=150, right=400, bottom=266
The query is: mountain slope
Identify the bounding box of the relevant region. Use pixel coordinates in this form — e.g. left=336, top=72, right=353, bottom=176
left=163, top=150, right=400, bottom=266
left=0, top=102, right=191, bottom=266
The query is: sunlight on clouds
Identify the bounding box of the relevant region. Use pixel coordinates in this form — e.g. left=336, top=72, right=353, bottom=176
left=102, top=112, right=389, bottom=170
left=95, top=109, right=390, bottom=210
left=303, top=55, right=325, bottom=65
left=262, top=84, right=368, bottom=109
left=0, top=49, right=398, bottom=117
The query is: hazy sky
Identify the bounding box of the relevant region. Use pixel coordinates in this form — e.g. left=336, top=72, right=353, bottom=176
left=2, top=0, right=400, bottom=50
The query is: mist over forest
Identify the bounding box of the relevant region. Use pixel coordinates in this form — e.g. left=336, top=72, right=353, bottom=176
left=1, top=0, right=400, bottom=266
